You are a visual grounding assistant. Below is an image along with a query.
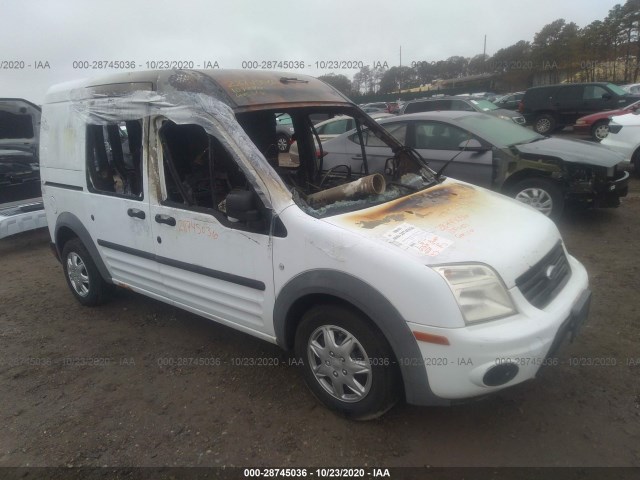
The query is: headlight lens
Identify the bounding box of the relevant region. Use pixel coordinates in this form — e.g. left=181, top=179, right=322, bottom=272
left=434, top=264, right=516, bottom=324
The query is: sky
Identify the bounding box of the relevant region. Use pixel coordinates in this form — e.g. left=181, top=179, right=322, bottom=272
left=0, top=0, right=624, bottom=104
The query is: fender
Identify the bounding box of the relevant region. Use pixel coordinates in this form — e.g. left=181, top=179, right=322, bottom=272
left=54, top=211, right=112, bottom=283
left=273, top=269, right=447, bottom=406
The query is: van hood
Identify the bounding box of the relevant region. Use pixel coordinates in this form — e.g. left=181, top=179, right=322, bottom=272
left=323, top=181, right=561, bottom=288
left=515, top=137, right=626, bottom=168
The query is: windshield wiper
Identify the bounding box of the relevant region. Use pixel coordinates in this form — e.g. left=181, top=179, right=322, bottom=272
left=434, top=138, right=474, bottom=181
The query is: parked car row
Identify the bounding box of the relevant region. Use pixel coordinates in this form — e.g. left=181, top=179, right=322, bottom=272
left=400, top=96, right=526, bottom=125
left=573, top=100, right=640, bottom=141
left=358, top=102, right=401, bottom=114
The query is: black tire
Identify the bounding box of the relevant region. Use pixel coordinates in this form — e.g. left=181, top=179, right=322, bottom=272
left=294, top=304, right=399, bottom=420
left=591, top=120, right=609, bottom=141
left=510, top=177, right=564, bottom=220
left=61, top=238, right=111, bottom=306
left=277, top=134, right=290, bottom=153
left=533, top=114, right=556, bottom=135
left=632, top=148, right=640, bottom=177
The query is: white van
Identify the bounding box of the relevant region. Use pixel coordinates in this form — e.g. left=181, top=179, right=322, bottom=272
left=40, top=70, right=591, bottom=419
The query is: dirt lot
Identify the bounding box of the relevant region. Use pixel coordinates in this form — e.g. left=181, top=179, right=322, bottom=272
left=1, top=175, right=639, bottom=471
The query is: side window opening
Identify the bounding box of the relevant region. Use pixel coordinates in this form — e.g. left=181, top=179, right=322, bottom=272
left=159, top=121, right=268, bottom=233
left=86, top=120, right=143, bottom=198
left=0, top=111, right=34, bottom=139
left=414, top=122, right=471, bottom=150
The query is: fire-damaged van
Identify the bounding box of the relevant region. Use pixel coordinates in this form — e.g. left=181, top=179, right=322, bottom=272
left=40, top=70, right=591, bottom=419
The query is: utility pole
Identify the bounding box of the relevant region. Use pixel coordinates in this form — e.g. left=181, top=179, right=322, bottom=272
left=399, top=45, right=402, bottom=95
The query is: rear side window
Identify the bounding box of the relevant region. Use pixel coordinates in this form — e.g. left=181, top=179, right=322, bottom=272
left=317, top=118, right=352, bottom=135
left=0, top=111, right=34, bottom=139
left=348, top=122, right=407, bottom=146
left=556, top=86, right=583, bottom=102
left=583, top=85, right=608, bottom=100
left=86, top=121, right=144, bottom=199
left=525, top=88, right=554, bottom=104
left=414, top=121, right=470, bottom=150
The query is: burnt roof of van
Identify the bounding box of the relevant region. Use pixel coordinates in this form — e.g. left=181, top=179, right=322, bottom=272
left=46, top=69, right=352, bottom=112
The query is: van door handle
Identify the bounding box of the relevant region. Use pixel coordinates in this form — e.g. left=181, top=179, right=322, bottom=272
left=352, top=154, right=363, bottom=160
left=127, top=208, right=146, bottom=220
left=154, top=214, right=176, bottom=226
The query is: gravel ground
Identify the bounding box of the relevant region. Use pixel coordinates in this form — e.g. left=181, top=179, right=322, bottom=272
left=0, top=174, right=639, bottom=471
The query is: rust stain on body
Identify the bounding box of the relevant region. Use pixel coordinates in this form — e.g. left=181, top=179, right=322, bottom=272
left=341, top=183, right=479, bottom=229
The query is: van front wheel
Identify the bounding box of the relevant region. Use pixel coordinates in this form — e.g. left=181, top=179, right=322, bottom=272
left=62, top=238, right=110, bottom=306
left=294, top=304, right=399, bottom=420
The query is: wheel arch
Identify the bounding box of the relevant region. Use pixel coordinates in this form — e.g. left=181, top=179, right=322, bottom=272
left=54, top=212, right=112, bottom=283
left=534, top=110, right=558, bottom=120
left=273, top=269, right=448, bottom=406
left=501, top=168, right=560, bottom=194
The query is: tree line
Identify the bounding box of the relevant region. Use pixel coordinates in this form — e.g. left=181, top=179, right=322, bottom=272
left=319, top=0, right=639, bottom=99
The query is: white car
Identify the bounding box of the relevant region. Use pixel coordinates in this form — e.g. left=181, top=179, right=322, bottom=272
left=621, top=83, right=640, bottom=95
left=601, top=112, right=640, bottom=174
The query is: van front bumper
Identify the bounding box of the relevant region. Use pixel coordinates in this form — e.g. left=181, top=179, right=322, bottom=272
left=405, top=255, right=590, bottom=402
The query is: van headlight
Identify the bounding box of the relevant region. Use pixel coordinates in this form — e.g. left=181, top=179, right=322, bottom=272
left=433, top=264, right=517, bottom=324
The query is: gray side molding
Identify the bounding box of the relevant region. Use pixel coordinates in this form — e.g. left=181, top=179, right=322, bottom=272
left=54, top=212, right=112, bottom=283
left=273, top=269, right=448, bottom=406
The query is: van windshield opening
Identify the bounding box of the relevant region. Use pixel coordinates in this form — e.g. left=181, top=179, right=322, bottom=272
left=237, top=108, right=437, bottom=218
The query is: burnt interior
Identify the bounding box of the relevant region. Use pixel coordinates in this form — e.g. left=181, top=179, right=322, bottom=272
left=235, top=107, right=433, bottom=216
left=150, top=106, right=436, bottom=232
left=158, top=121, right=273, bottom=234
left=86, top=121, right=144, bottom=198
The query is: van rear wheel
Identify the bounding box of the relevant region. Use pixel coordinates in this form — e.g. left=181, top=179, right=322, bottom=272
left=61, top=238, right=110, bottom=306
left=294, top=304, right=399, bottom=420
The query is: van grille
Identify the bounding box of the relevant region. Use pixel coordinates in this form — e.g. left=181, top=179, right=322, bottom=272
left=516, top=243, right=571, bottom=309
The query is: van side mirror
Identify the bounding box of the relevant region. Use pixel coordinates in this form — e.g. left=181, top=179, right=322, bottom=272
left=226, top=189, right=260, bottom=222
left=602, top=93, right=612, bottom=100
left=459, top=138, right=488, bottom=152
